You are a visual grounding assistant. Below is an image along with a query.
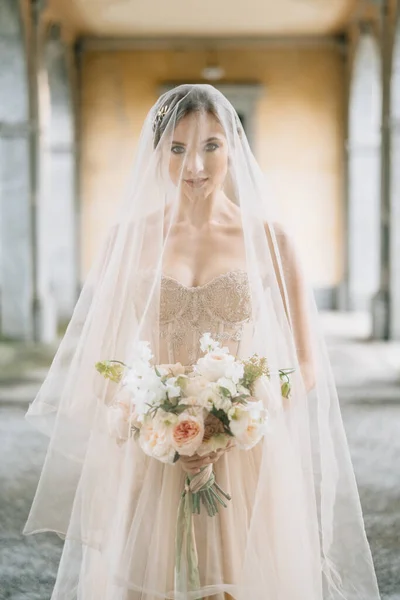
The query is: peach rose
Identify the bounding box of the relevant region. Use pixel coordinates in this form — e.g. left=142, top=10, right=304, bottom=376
left=172, top=414, right=204, bottom=456
left=159, top=362, right=186, bottom=377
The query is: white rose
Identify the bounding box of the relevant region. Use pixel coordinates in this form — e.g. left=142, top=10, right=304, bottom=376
left=139, top=413, right=176, bottom=463
left=228, top=403, right=268, bottom=450
left=182, top=375, right=209, bottom=397
left=196, top=349, right=235, bottom=382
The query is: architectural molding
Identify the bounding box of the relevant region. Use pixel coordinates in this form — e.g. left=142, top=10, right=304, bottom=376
left=80, top=34, right=347, bottom=53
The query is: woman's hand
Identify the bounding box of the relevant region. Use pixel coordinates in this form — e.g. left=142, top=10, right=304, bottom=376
left=179, top=440, right=235, bottom=475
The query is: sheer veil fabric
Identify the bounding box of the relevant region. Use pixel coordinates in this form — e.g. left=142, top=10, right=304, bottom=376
left=23, top=84, right=380, bottom=600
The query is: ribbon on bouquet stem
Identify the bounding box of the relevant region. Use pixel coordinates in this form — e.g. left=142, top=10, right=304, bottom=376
left=174, top=464, right=231, bottom=595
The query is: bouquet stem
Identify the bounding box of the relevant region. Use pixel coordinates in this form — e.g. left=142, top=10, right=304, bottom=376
left=174, top=465, right=231, bottom=595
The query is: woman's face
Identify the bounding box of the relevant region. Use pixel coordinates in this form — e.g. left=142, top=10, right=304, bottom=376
left=167, top=111, right=229, bottom=200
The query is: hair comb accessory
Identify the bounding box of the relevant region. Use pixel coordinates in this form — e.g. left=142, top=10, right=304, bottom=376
left=152, top=103, right=170, bottom=132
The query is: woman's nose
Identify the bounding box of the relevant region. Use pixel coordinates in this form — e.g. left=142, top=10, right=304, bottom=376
left=185, top=151, right=204, bottom=175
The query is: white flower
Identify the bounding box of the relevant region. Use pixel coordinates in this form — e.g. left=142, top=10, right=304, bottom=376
left=196, top=349, right=235, bottom=382
left=217, top=377, right=237, bottom=397
left=213, top=394, right=233, bottom=413
left=126, top=365, right=166, bottom=411
left=165, top=377, right=181, bottom=399
left=197, top=384, right=220, bottom=411
left=156, top=366, right=169, bottom=377
left=131, top=388, right=152, bottom=416
left=132, top=340, right=153, bottom=364
left=182, top=374, right=209, bottom=397
left=228, top=402, right=268, bottom=450
left=224, top=361, right=244, bottom=384
left=199, top=332, right=220, bottom=353
left=107, top=405, right=130, bottom=440
left=139, top=412, right=176, bottom=463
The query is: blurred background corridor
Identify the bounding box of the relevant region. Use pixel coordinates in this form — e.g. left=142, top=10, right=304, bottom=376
left=0, top=0, right=399, bottom=598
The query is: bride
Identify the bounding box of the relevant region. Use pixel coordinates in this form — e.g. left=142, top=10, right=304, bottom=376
left=23, top=84, right=381, bottom=600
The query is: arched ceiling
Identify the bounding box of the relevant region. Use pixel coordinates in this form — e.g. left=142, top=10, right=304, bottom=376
left=48, top=0, right=360, bottom=39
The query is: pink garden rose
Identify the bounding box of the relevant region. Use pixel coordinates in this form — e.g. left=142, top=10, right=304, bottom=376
left=172, top=414, right=204, bottom=456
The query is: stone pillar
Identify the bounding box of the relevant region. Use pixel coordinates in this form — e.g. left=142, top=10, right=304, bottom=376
left=44, top=23, right=78, bottom=325
left=0, top=0, right=34, bottom=340
left=372, top=1, right=392, bottom=340
left=347, top=32, right=382, bottom=311
left=30, top=0, right=58, bottom=343
left=389, top=17, right=400, bottom=339
left=0, top=0, right=59, bottom=342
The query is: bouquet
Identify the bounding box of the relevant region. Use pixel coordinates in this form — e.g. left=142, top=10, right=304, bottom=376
left=96, top=333, right=293, bottom=591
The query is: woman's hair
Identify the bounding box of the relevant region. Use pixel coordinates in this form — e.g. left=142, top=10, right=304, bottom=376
left=152, top=85, right=241, bottom=148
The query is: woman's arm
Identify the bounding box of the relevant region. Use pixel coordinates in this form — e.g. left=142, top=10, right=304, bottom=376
left=265, top=223, right=316, bottom=393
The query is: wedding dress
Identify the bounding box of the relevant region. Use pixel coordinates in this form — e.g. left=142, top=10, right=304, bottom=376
left=23, top=84, right=381, bottom=600
left=59, top=269, right=321, bottom=600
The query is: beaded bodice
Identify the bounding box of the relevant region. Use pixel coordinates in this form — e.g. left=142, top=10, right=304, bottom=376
left=159, top=270, right=252, bottom=365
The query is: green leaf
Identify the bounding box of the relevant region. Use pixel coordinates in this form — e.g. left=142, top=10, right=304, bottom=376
left=219, top=386, right=232, bottom=398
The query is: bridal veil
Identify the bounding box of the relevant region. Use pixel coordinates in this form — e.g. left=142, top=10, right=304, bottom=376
left=23, top=84, right=380, bottom=600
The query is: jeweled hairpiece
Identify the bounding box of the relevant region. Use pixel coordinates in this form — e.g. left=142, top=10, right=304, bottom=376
left=152, top=103, right=170, bottom=132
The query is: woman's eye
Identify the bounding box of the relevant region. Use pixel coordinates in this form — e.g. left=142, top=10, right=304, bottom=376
left=205, top=143, right=219, bottom=152
left=171, top=145, right=185, bottom=155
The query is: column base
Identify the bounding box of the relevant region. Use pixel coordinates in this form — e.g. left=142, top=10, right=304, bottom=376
left=371, top=289, right=390, bottom=340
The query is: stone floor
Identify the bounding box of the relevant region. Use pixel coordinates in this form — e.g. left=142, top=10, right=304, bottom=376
left=0, top=311, right=399, bottom=599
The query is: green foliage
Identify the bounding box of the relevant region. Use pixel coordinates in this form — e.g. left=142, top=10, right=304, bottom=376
left=210, top=407, right=234, bottom=436
left=240, top=354, right=270, bottom=394
left=95, top=360, right=126, bottom=383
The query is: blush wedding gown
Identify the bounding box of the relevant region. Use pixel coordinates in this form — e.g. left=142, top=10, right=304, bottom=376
left=62, top=270, right=322, bottom=600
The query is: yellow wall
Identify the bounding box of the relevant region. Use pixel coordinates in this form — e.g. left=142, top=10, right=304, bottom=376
left=80, top=46, right=345, bottom=288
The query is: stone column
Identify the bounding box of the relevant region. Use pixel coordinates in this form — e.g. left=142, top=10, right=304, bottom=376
left=44, top=24, right=78, bottom=326
left=0, top=0, right=59, bottom=342
left=372, top=0, right=392, bottom=340
left=389, top=17, right=400, bottom=339
left=0, top=0, right=34, bottom=340
left=347, top=32, right=382, bottom=311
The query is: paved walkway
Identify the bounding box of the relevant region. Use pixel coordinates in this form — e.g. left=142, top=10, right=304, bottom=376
left=0, top=312, right=399, bottom=599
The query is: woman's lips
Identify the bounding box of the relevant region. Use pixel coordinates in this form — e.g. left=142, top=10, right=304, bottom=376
left=184, top=178, right=209, bottom=188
